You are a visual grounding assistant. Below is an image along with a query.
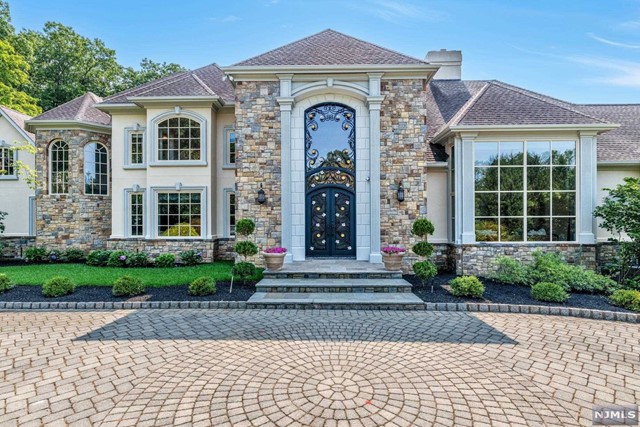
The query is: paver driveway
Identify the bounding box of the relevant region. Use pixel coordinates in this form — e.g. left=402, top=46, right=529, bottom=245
left=0, top=309, right=638, bottom=426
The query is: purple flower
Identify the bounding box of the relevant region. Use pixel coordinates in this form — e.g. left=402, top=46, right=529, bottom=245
left=119, top=255, right=127, bottom=261
left=197, top=252, right=202, bottom=257
left=381, top=246, right=405, bottom=254
left=264, top=247, right=287, bottom=254
left=50, top=253, right=58, bottom=261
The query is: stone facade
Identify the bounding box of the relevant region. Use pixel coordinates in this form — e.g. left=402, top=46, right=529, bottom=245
left=379, top=79, right=429, bottom=269
left=34, top=129, right=112, bottom=252
left=0, top=236, right=35, bottom=258
left=234, top=81, right=281, bottom=266
left=106, top=238, right=222, bottom=262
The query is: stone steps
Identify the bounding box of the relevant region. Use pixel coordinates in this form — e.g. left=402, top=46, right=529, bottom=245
left=262, top=271, right=403, bottom=280
left=246, top=291, right=424, bottom=309
left=256, top=278, right=412, bottom=293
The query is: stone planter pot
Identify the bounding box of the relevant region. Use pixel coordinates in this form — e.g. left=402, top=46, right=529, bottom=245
left=262, top=252, right=286, bottom=271
left=381, top=252, right=405, bottom=271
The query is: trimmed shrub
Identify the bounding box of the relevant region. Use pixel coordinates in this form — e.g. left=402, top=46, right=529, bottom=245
left=188, top=277, right=216, bottom=296
left=107, top=250, right=132, bottom=268
left=413, top=260, right=437, bottom=283
left=234, top=241, right=258, bottom=258
left=127, top=252, right=150, bottom=267
left=233, top=261, right=256, bottom=282
left=86, top=250, right=112, bottom=266
left=62, top=248, right=85, bottom=263
left=411, top=241, right=433, bottom=258
left=609, top=289, right=640, bottom=312
left=624, top=276, right=640, bottom=291
left=112, top=276, right=145, bottom=297
left=490, top=256, right=529, bottom=286
left=155, top=253, right=176, bottom=268
left=235, top=218, right=256, bottom=237
left=24, top=246, right=48, bottom=263
left=0, top=273, right=14, bottom=293
left=449, top=276, right=485, bottom=298
left=181, top=249, right=203, bottom=266
left=411, top=218, right=435, bottom=237
left=42, top=276, right=75, bottom=297
left=531, top=282, right=569, bottom=303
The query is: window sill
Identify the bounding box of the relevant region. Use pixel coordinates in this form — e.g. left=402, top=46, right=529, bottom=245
left=123, top=165, right=147, bottom=170
left=222, top=165, right=236, bottom=170
left=0, top=175, right=18, bottom=181
left=149, top=161, right=208, bottom=167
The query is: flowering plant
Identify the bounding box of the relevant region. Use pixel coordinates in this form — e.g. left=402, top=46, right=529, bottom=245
left=264, top=247, right=287, bottom=254
left=381, top=246, right=405, bottom=254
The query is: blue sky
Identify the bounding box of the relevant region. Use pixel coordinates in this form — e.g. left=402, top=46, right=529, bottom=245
left=10, top=0, right=640, bottom=103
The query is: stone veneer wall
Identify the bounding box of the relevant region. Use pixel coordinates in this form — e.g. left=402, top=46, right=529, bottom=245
left=0, top=236, right=35, bottom=258
left=379, top=79, right=428, bottom=270
left=107, top=238, right=216, bottom=262
left=234, top=81, right=281, bottom=266
left=35, top=129, right=111, bottom=252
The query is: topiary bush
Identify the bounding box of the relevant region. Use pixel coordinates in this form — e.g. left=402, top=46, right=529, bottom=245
left=42, top=276, right=75, bottom=297
left=62, top=248, right=85, bottom=263
left=127, top=252, right=150, bottom=267
left=24, top=246, right=49, bottom=263
left=411, top=241, right=433, bottom=258
left=107, top=250, right=132, bottom=268
left=155, top=253, right=176, bottom=268
left=609, top=289, right=640, bottom=312
left=112, top=276, right=145, bottom=297
left=181, top=249, right=203, bottom=266
left=531, top=282, right=569, bottom=303
left=188, top=277, right=216, bottom=296
left=449, top=276, right=485, bottom=298
left=411, top=218, right=435, bottom=237
left=232, top=261, right=256, bottom=283
left=235, top=218, right=256, bottom=237
left=86, top=250, right=112, bottom=266
left=234, top=241, right=258, bottom=259
left=413, top=260, right=437, bottom=283
left=0, top=273, right=14, bottom=293
left=490, top=256, right=529, bottom=286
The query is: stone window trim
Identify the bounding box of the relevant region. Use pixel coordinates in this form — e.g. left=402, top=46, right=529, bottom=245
left=223, top=126, right=236, bottom=169
left=223, top=187, right=236, bottom=238
left=123, top=126, right=146, bottom=169
left=0, top=145, right=17, bottom=180
left=48, top=139, right=69, bottom=195
left=468, top=137, right=580, bottom=244
left=83, top=141, right=110, bottom=196
left=124, top=187, right=147, bottom=238
left=148, top=110, right=208, bottom=167
left=149, top=186, right=208, bottom=239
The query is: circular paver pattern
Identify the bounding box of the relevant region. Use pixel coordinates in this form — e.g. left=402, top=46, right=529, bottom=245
left=0, top=309, right=638, bottom=426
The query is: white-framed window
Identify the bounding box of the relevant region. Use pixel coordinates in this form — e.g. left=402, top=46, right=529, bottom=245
left=129, top=192, right=144, bottom=237
left=130, top=132, right=144, bottom=166
left=223, top=126, right=236, bottom=168
left=224, top=188, right=236, bottom=237
left=156, top=191, right=203, bottom=237
left=474, top=140, right=577, bottom=242
left=157, top=117, right=201, bottom=161
left=84, top=142, right=109, bottom=195
left=0, top=146, right=16, bottom=178
left=49, top=140, right=69, bottom=194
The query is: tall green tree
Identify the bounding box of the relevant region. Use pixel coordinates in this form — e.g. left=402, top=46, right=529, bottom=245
left=0, top=0, right=14, bottom=41
left=117, top=58, right=185, bottom=92
left=0, top=39, right=40, bottom=115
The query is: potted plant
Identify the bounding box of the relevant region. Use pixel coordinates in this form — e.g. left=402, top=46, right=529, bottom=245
left=262, top=247, right=287, bottom=271
left=381, top=246, right=406, bottom=271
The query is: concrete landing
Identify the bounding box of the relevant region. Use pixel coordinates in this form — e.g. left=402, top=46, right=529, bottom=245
left=247, top=291, right=424, bottom=307
left=256, top=278, right=413, bottom=293
left=263, top=259, right=402, bottom=279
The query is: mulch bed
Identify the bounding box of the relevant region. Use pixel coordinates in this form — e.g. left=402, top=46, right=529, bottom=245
left=405, top=274, right=633, bottom=313
left=0, top=281, right=256, bottom=303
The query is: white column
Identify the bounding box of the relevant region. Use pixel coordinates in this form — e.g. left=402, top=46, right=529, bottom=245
left=458, top=133, right=477, bottom=244
left=276, top=74, right=294, bottom=262
left=367, top=73, right=384, bottom=263
left=578, top=132, right=597, bottom=244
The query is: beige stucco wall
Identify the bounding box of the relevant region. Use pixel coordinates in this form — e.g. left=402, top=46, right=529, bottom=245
left=0, top=117, right=35, bottom=236
left=426, top=166, right=449, bottom=243
left=215, top=109, right=236, bottom=237
left=596, top=165, right=640, bottom=241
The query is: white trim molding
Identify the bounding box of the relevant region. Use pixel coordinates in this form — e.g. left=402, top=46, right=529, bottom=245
left=149, top=186, right=208, bottom=239
left=123, top=125, right=147, bottom=169
left=123, top=187, right=147, bottom=238
left=222, top=126, right=236, bottom=169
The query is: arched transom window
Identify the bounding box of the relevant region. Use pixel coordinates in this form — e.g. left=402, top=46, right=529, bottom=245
left=84, top=142, right=109, bottom=195
left=49, top=140, right=69, bottom=194
left=157, top=117, right=201, bottom=161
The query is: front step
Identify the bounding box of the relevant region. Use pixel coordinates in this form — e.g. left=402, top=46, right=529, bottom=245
left=256, top=278, right=412, bottom=293
left=263, top=271, right=402, bottom=279
left=247, top=291, right=424, bottom=309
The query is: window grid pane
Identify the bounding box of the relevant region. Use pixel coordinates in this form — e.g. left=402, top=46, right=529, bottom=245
left=157, top=118, right=201, bottom=161
left=229, top=192, right=236, bottom=237
left=130, top=193, right=144, bottom=236
left=0, top=148, right=14, bottom=176
left=228, top=130, right=236, bottom=164
left=50, top=141, right=69, bottom=194
left=474, top=141, right=576, bottom=242
left=130, top=132, right=144, bottom=164
left=157, top=192, right=202, bottom=237
left=84, top=143, right=109, bottom=195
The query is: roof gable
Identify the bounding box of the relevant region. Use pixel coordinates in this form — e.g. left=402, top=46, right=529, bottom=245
left=577, top=104, right=640, bottom=162
left=234, top=29, right=427, bottom=66
left=31, top=92, right=111, bottom=126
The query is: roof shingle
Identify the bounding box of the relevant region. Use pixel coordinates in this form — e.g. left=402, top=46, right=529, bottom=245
left=30, top=92, right=111, bottom=126
left=577, top=104, right=640, bottom=162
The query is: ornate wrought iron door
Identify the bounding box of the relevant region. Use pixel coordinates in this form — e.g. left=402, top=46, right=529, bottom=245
left=305, top=103, right=356, bottom=257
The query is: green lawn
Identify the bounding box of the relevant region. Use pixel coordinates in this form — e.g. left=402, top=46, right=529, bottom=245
left=0, top=262, right=259, bottom=287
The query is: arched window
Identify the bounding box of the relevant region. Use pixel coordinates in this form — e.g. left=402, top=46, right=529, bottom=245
left=49, top=140, right=69, bottom=194
left=157, top=117, right=201, bottom=161
left=84, top=142, right=109, bottom=195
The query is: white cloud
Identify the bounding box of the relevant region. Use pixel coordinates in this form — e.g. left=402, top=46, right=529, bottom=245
left=587, top=33, right=640, bottom=49
left=211, top=15, right=241, bottom=23
left=619, top=19, right=640, bottom=31
left=569, top=56, right=640, bottom=87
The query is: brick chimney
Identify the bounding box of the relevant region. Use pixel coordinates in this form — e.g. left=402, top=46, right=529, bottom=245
left=426, top=49, right=462, bottom=80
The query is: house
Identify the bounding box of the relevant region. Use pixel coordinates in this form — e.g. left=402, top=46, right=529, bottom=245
left=17, top=29, right=640, bottom=274
left=0, top=106, right=35, bottom=257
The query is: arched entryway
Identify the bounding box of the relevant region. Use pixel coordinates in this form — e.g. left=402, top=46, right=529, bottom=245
left=304, top=103, right=356, bottom=257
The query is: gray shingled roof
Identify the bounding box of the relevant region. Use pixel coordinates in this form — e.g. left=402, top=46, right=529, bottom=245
left=31, top=92, right=111, bottom=126
left=101, top=64, right=234, bottom=105
left=234, top=29, right=427, bottom=66
left=0, top=106, right=34, bottom=140
left=577, top=104, right=640, bottom=162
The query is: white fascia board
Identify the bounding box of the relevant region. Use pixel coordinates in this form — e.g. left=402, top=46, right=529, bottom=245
left=222, top=64, right=438, bottom=80
left=598, top=160, right=640, bottom=167
left=449, top=124, right=620, bottom=132
left=25, top=120, right=111, bottom=134
left=94, top=103, right=143, bottom=112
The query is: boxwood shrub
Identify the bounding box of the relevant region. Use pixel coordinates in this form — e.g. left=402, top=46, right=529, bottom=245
left=490, top=256, right=529, bottom=286
left=609, top=289, right=640, bottom=312
left=531, top=282, right=569, bottom=303
left=24, top=246, right=49, bottom=263
left=62, top=248, right=85, bottom=263
left=127, top=252, right=150, bottom=267
left=188, top=277, right=216, bottom=296
left=107, top=250, right=132, bottom=268
left=529, top=252, right=617, bottom=294
left=0, top=273, right=14, bottom=293
left=86, top=250, right=112, bottom=266
left=449, top=276, right=485, bottom=298
left=155, top=253, right=176, bottom=268
left=112, top=276, right=145, bottom=297
left=181, top=249, right=203, bottom=266
left=42, top=276, right=75, bottom=297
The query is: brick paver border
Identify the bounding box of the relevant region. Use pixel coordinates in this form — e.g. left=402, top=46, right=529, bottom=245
left=0, top=300, right=637, bottom=322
